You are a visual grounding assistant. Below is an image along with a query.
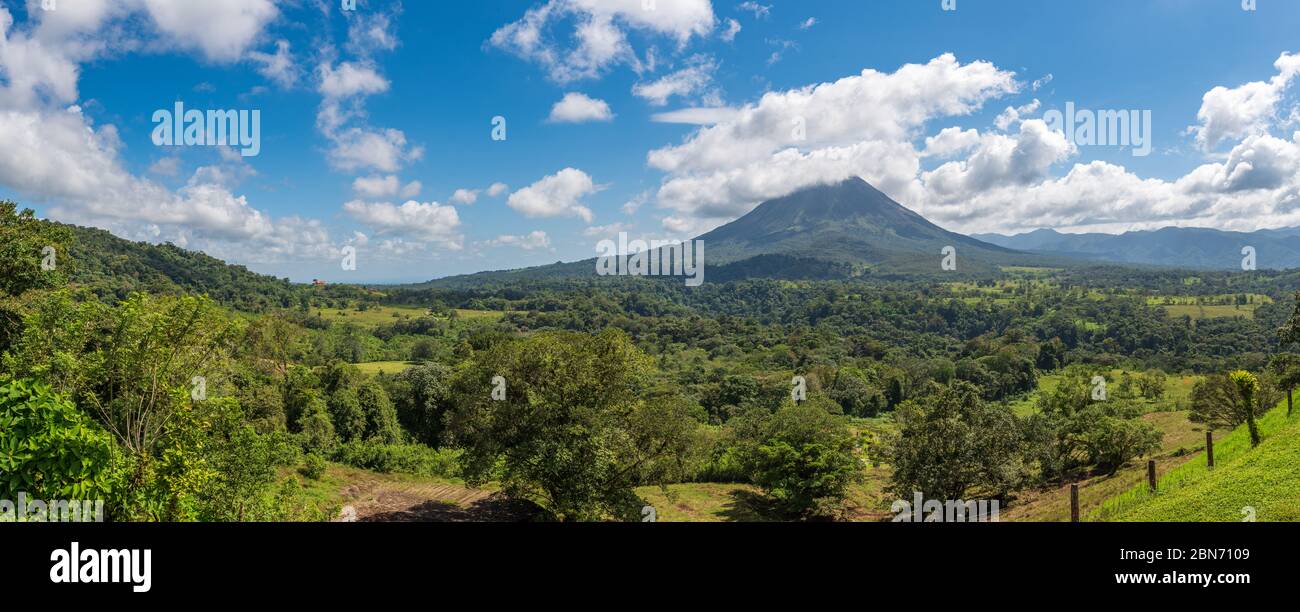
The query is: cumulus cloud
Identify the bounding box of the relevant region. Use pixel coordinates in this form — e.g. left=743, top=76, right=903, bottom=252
left=315, top=61, right=422, bottom=173
left=651, top=106, right=741, bottom=125
left=923, top=119, right=1074, bottom=199
left=647, top=54, right=1018, bottom=224
left=922, top=127, right=981, bottom=159
left=486, top=230, right=552, bottom=250
left=548, top=92, right=614, bottom=123
left=632, top=55, right=717, bottom=106
left=343, top=199, right=463, bottom=249
left=507, top=168, right=601, bottom=223
left=0, top=4, right=338, bottom=265
left=139, top=0, right=279, bottom=63
left=487, top=182, right=510, bottom=197
left=247, top=39, right=298, bottom=88
left=488, top=0, right=715, bottom=83
left=1191, top=52, right=1300, bottom=151
left=353, top=175, right=421, bottom=199
left=451, top=188, right=480, bottom=205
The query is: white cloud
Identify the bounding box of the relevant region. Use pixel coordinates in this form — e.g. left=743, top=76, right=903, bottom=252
left=1191, top=52, right=1300, bottom=151
left=584, top=222, right=633, bottom=237
left=317, top=61, right=389, bottom=99
left=451, top=188, right=480, bottom=205
left=248, top=39, right=298, bottom=88
left=737, top=2, right=771, bottom=19
left=315, top=61, right=422, bottom=173
left=139, top=0, right=279, bottom=63
left=346, top=11, right=399, bottom=56
left=799, top=18, right=818, bottom=30
left=352, top=175, right=421, bottom=199
left=507, top=168, right=601, bottom=223
left=651, top=106, right=741, bottom=125
left=487, top=182, right=510, bottom=197
left=632, top=55, right=717, bottom=106
left=548, top=92, right=614, bottom=123
left=487, top=230, right=552, bottom=250
left=720, top=18, right=741, bottom=42
left=994, top=99, right=1040, bottom=131
left=923, top=127, right=981, bottom=159
left=622, top=190, right=651, bottom=215
left=923, top=119, right=1074, bottom=199
left=148, top=156, right=181, bottom=177
left=647, top=54, right=1018, bottom=223
left=343, top=199, right=463, bottom=249
left=326, top=127, right=423, bottom=173
left=489, top=0, right=716, bottom=83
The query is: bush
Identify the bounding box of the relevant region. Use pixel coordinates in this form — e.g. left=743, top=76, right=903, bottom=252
left=332, top=440, right=459, bottom=478
left=733, top=399, right=863, bottom=518
left=0, top=379, right=120, bottom=501
left=300, top=453, right=327, bottom=480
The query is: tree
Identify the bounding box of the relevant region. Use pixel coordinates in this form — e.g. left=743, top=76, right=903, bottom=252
left=392, top=362, right=454, bottom=446
left=0, top=202, right=72, bottom=352
left=357, top=381, right=402, bottom=444
left=328, top=387, right=366, bottom=442
left=1024, top=374, right=1162, bottom=479
left=2, top=291, right=242, bottom=515
left=445, top=330, right=701, bottom=521
left=885, top=381, right=1024, bottom=500
left=4, top=291, right=240, bottom=457
left=1268, top=354, right=1300, bottom=417
left=1190, top=371, right=1279, bottom=447
left=733, top=397, right=862, bottom=518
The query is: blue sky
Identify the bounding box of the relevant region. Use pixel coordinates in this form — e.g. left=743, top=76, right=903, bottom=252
left=4, top=0, right=1300, bottom=282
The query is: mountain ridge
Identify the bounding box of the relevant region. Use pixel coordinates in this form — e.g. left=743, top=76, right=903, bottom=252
left=974, top=226, right=1300, bottom=270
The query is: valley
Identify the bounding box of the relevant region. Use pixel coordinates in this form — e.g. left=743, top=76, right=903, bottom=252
left=4, top=178, right=1300, bottom=523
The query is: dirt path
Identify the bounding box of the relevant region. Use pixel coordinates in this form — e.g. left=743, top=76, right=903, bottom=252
left=333, top=474, right=540, bottom=522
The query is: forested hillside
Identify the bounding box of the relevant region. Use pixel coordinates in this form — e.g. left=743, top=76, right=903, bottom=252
left=4, top=201, right=1299, bottom=523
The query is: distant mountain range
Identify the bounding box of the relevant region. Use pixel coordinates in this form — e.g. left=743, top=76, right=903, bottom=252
left=973, top=227, right=1300, bottom=270
left=49, top=177, right=1300, bottom=294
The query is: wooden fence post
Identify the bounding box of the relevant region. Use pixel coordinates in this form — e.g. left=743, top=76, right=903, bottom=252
left=1206, top=431, right=1214, bottom=468
left=1070, top=484, right=1080, bottom=523
left=1147, top=460, right=1157, bottom=493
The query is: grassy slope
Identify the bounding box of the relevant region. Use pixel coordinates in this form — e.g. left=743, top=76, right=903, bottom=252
left=1098, top=402, right=1300, bottom=522
left=1001, top=372, right=1203, bottom=522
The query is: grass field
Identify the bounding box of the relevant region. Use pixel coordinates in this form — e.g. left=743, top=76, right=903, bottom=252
left=312, top=305, right=507, bottom=328
left=1008, top=370, right=1198, bottom=417
left=1108, top=410, right=1300, bottom=522
left=312, top=304, right=430, bottom=327
left=1148, top=293, right=1271, bottom=320
left=353, top=361, right=418, bottom=375
left=1094, top=400, right=1299, bottom=521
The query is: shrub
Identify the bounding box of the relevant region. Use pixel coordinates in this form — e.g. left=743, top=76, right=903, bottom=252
left=332, top=440, right=459, bottom=478
left=300, top=453, right=327, bottom=480
left=0, top=379, right=120, bottom=501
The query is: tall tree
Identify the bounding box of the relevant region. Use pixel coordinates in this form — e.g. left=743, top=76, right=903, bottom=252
left=445, top=330, right=701, bottom=521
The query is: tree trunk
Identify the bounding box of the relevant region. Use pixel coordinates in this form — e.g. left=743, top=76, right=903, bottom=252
left=1289, top=388, right=1294, bottom=417
left=1246, top=409, right=1261, bottom=448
